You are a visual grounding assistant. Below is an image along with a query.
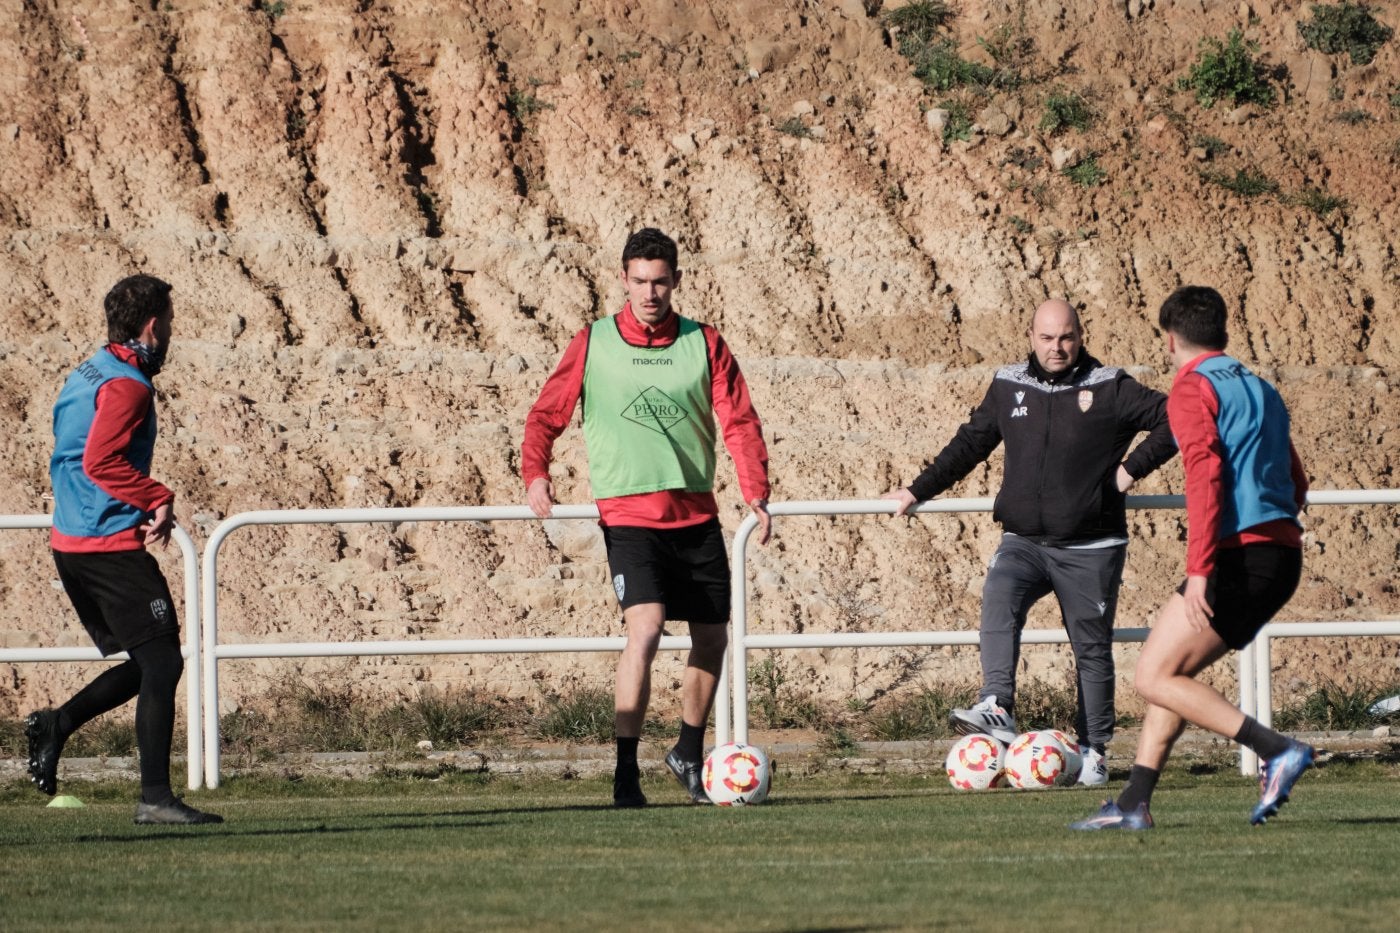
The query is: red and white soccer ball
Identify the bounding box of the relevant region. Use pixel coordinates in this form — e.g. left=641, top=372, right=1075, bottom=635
left=945, top=733, right=1006, bottom=790
left=1044, top=729, right=1083, bottom=786
left=703, top=743, right=771, bottom=806
left=1002, top=731, right=1069, bottom=789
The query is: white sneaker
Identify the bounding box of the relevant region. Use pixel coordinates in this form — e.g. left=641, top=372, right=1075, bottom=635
left=949, top=695, right=1017, bottom=745
left=1078, top=747, right=1108, bottom=786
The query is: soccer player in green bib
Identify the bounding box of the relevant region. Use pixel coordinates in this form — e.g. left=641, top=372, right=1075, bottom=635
left=524, top=228, right=772, bottom=807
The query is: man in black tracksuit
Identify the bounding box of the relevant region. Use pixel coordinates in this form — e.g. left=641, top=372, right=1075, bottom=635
left=886, top=300, right=1175, bottom=783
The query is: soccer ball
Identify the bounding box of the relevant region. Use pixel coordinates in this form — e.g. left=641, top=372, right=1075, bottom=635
left=945, top=733, right=1005, bottom=790
left=1044, top=729, right=1083, bottom=786
left=1002, top=731, right=1069, bottom=789
left=703, top=743, right=771, bottom=806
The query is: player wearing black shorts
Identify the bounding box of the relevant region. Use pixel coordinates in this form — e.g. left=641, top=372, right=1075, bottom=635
left=524, top=229, right=771, bottom=807
left=1072, top=286, right=1309, bottom=831
left=27, top=274, right=221, bottom=825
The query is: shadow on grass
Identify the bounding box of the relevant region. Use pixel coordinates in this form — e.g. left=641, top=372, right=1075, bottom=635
left=1334, top=816, right=1400, bottom=826
left=358, top=801, right=705, bottom=819
left=73, top=816, right=505, bottom=844
left=340, top=793, right=943, bottom=820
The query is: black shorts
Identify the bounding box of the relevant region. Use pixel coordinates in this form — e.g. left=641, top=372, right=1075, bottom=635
left=52, top=549, right=180, bottom=656
left=1177, top=544, right=1302, bottom=651
left=601, top=519, right=730, bottom=624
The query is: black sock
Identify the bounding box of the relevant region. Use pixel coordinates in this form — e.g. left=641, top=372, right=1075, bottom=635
left=128, top=636, right=183, bottom=803
left=674, top=721, right=705, bottom=762
left=1234, top=716, right=1292, bottom=760
left=1115, top=765, right=1161, bottom=812
left=59, top=659, right=142, bottom=736
left=141, top=784, right=177, bottom=806
left=616, top=736, right=640, bottom=770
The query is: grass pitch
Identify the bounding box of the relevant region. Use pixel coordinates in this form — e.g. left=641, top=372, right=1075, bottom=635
left=2, top=760, right=1397, bottom=932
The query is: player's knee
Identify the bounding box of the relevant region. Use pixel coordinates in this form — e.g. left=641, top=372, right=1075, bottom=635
left=1134, top=667, right=1167, bottom=706
left=689, top=625, right=727, bottom=659
left=624, top=633, right=662, bottom=662
left=131, top=637, right=184, bottom=692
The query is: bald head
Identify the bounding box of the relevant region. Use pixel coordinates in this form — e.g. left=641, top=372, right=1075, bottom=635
left=1030, top=299, right=1079, bottom=333
left=1028, top=299, right=1083, bottom=375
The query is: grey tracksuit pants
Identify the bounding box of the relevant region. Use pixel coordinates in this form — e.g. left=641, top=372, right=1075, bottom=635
left=978, top=532, right=1127, bottom=749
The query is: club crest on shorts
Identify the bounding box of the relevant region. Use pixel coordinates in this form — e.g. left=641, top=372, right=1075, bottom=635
left=150, top=598, right=170, bottom=622
left=613, top=574, right=626, bottom=602
left=1078, top=390, right=1094, bottom=412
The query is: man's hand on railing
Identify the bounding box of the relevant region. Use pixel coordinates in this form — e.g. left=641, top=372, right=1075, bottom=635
left=881, top=487, right=918, bottom=517
left=750, top=498, right=771, bottom=545
left=526, top=477, right=555, bottom=518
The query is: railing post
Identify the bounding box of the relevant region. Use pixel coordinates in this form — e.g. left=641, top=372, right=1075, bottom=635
left=1238, top=639, right=1258, bottom=776
left=200, top=517, right=233, bottom=789
left=171, top=525, right=204, bottom=790
left=729, top=515, right=759, bottom=745
left=713, top=652, right=730, bottom=747
left=1256, top=631, right=1275, bottom=732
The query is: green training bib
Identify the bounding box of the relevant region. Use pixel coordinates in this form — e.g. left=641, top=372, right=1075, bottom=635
left=581, top=314, right=717, bottom=499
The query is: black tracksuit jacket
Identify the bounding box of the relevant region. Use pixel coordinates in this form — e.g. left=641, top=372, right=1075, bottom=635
left=908, top=351, right=1177, bottom=546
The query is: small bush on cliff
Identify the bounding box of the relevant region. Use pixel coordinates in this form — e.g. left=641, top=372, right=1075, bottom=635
left=1298, top=2, right=1394, bottom=65
left=885, top=2, right=997, bottom=92
left=883, top=0, right=956, bottom=47
left=1201, top=167, right=1278, bottom=197
left=1179, top=29, right=1276, bottom=109
left=1193, top=133, right=1230, bottom=159
left=913, top=40, right=996, bottom=91
left=1039, top=88, right=1094, bottom=134
left=1334, top=108, right=1372, bottom=124
left=1290, top=188, right=1348, bottom=217
left=887, top=1, right=1038, bottom=93
left=506, top=86, right=554, bottom=124
left=938, top=98, right=975, bottom=143
left=776, top=117, right=814, bottom=139
left=976, top=11, right=1037, bottom=90
left=1063, top=155, right=1106, bottom=187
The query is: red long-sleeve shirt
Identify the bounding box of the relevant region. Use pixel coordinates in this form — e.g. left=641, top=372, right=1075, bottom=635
left=523, top=304, right=769, bottom=528
left=1168, top=353, right=1307, bottom=577
left=51, top=344, right=174, bottom=553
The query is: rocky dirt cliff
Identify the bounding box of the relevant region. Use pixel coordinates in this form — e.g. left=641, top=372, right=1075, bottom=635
left=2, top=0, right=1397, bottom=721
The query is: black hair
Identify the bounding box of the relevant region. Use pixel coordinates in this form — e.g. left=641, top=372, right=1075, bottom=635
left=104, top=274, right=173, bottom=343
left=1157, top=285, right=1228, bottom=351
left=621, top=228, right=679, bottom=274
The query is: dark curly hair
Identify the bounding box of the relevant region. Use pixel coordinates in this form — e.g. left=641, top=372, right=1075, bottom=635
left=1158, top=285, right=1228, bottom=351
left=104, top=274, right=172, bottom=343
left=621, top=228, right=679, bottom=274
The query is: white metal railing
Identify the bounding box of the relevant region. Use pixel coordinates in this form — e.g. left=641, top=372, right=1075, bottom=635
left=0, top=515, right=203, bottom=788
left=1248, top=491, right=1400, bottom=741
left=727, top=492, right=1400, bottom=776
left=198, top=504, right=727, bottom=788
left=11, top=489, right=1390, bottom=789
left=1254, top=620, right=1400, bottom=732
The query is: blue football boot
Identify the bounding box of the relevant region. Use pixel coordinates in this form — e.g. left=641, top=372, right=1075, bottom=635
left=1251, top=742, right=1314, bottom=825
left=1069, top=799, right=1154, bottom=831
